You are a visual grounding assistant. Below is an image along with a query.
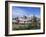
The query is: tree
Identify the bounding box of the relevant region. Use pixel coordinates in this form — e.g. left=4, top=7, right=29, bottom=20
left=16, top=17, right=19, bottom=24
left=31, top=15, right=37, bottom=29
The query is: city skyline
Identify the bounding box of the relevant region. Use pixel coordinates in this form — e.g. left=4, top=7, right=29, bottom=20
left=12, top=6, right=40, bottom=18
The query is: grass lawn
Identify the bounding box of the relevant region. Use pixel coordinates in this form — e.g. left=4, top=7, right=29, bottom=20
left=12, top=23, right=40, bottom=30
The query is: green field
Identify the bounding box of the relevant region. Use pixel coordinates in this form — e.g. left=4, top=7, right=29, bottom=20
left=12, top=23, right=40, bottom=30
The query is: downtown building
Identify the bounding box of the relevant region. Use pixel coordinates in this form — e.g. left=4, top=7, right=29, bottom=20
left=12, top=15, right=40, bottom=24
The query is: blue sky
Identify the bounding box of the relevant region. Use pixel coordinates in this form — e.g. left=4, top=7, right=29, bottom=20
left=12, top=6, right=40, bottom=18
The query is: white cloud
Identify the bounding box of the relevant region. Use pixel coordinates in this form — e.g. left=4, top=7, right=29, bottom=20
left=12, top=8, right=28, bottom=18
